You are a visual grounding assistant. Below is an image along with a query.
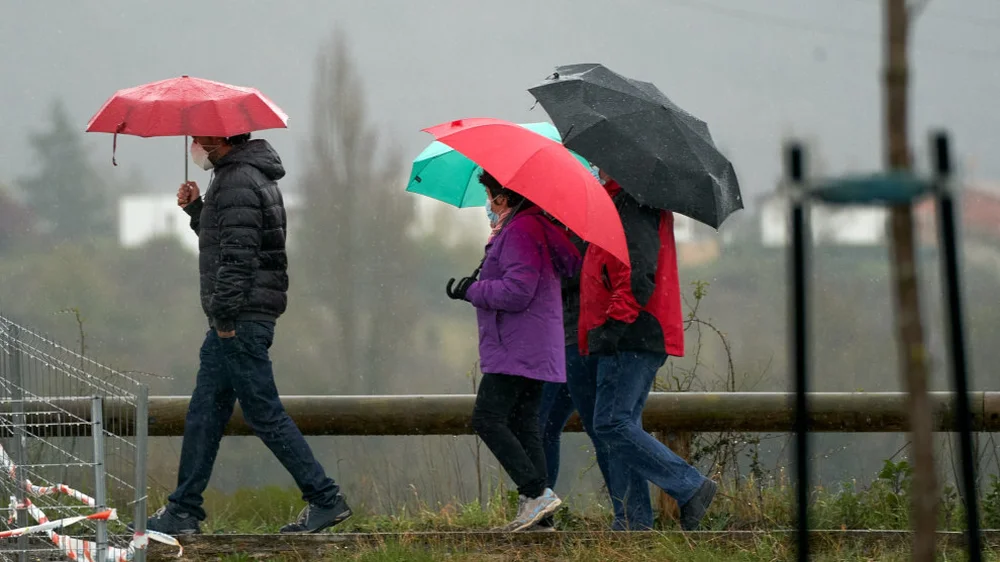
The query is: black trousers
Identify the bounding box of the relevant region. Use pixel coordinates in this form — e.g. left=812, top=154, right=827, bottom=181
left=472, top=373, right=547, bottom=499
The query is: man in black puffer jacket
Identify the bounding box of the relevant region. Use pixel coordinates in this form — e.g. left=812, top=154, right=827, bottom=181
left=186, top=136, right=289, bottom=333
left=142, top=134, right=351, bottom=536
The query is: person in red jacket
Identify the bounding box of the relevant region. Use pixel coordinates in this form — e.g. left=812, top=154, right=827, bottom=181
left=573, top=171, right=716, bottom=531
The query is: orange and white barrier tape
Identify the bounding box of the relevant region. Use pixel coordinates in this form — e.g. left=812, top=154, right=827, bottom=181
left=0, top=502, right=116, bottom=538
left=8, top=497, right=183, bottom=561
left=0, top=447, right=94, bottom=505
left=24, top=480, right=97, bottom=507
left=0, top=443, right=183, bottom=560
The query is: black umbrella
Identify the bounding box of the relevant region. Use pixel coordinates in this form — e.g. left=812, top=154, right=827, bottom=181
left=528, top=63, right=743, bottom=229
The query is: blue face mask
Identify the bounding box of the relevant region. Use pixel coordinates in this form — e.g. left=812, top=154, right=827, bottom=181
left=590, top=165, right=606, bottom=185
left=486, top=202, right=500, bottom=225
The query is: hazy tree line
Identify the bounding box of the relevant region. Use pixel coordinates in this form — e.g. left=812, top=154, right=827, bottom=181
left=3, top=31, right=1000, bottom=511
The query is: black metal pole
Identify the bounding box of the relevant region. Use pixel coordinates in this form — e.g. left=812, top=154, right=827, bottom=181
left=786, top=142, right=809, bottom=562
left=933, top=131, right=982, bottom=561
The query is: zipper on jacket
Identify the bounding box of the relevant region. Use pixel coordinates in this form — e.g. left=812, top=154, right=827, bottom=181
left=495, top=311, right=503, bottom=345
left=601, top=265, right=612, bottom=291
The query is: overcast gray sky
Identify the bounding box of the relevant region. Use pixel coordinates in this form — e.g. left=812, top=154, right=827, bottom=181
left=1, top=0, right=997, bottom=211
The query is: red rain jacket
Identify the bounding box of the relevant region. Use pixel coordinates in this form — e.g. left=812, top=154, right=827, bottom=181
left=578, top=181, right=685, bottom=357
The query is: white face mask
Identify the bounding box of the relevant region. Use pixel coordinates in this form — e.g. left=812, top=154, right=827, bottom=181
left=190, top=141, right=216, bottom=171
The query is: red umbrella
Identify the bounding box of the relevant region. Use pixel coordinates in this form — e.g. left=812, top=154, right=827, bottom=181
left=423, top=117, right=630, bottom=267
left=86, top=75, right=288, bottom=179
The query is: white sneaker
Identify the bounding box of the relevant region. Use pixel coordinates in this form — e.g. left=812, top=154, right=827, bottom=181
left=508, top=488, right=562, bottom=532
left=493, top=495, right=527, bottom=532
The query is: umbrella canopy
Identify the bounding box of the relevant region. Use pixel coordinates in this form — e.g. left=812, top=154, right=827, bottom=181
left=529, top=63, right=743, bottom=229
left=422, top=118, right=629, bottom=267
left=86, top=75, right=288, bottom=179
left=406, top=121, right=592, bottom=208
left=86, top=75, right=288, bottom=137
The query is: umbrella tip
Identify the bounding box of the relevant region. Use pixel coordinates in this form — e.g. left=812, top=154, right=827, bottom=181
left=182, top=74, right=189, bottom=78
left=450, top=119, right=463, bottom=127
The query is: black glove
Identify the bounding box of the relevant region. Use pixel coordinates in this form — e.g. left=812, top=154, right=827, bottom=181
left=446, top=277, right=476, bottom=301
left=586, top=319, right=629, bottom=355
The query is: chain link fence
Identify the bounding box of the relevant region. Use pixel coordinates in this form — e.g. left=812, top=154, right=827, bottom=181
left=0, top=315, right=149, bottom=562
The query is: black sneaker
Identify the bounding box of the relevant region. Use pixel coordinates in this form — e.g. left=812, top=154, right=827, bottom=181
left=680, top=479, right=717, bottom=531
left=128, top=505, right=201, bottom=535
left=279, top=494, right=352, bottom=534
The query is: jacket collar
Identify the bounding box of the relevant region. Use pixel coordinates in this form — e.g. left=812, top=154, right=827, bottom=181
left=603, top=179, right=623, bottom=198
left=486, top=206, right=544, bottom=249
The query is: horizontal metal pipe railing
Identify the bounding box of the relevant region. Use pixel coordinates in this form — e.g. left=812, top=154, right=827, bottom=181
left=0, top=392, right=996, bottom=437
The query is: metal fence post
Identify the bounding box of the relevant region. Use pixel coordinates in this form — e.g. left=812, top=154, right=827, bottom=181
left=10, top=324, right=28, bottom=562
left=132, top=385, right=149, bottom=562
left=92, top=396, right=108, bottom=562
left=786, top=141, right=810, bottom=562
left=932, top=131, right=982, bottom=561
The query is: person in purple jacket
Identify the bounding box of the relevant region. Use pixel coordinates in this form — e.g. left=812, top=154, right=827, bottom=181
left=446, top=169, right=582, bottom=532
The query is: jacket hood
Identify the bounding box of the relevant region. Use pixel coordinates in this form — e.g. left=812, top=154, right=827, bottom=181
left=493, top=208, right=582, bottom=279
left=531, top=211, right=582, bottom=279
left=603, top=179, right=623, bottom=198
left=217, top=139, right=286, bottom=181
left=547, top=226, right=582, bottom=278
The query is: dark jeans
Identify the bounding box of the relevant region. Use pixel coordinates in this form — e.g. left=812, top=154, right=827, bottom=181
left=169, top=321, right=339, bottom=520
left=564, top=345, right=653, bottom=530
left=593, top=351, right=706, bottom=507
left=538, top=382, right=576, bottom=489
left=471, top=373, right=547, bottom=499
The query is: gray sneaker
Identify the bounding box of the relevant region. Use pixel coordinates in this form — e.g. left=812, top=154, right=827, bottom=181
left=508, top=488, right=562, bottom=532
left=530, top=513, right=557, bottom=532
left=128, top=505, right=200, bottom=535
left=279, top=494, right=352, bottom=533
left=680, top=479, right=717, bottom=531
left=493, top=495, right=527, bottom=532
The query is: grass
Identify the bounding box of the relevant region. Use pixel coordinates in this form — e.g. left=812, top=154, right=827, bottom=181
left=208, top=536, right=999, bottom=562
left=143, top=457, right=1000, bottom=560
left=162, top=459, right=963, bottom=535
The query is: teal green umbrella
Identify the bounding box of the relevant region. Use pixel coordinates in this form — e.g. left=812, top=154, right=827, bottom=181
left=406, top=121, right=593, bottom=208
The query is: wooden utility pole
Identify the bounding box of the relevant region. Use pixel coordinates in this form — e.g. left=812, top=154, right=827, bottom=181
left=884, top=1, right=938, bottom=560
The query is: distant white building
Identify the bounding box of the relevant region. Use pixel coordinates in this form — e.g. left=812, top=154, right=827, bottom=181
left=672, top=213, right=702, bottom=244
left=406, top=193, right=708, bottom=250
left=407, top=194, right=489, bottom=247
left=757, top=193, right=887, bottom=247
left=118, top=192, right=302, bottom=253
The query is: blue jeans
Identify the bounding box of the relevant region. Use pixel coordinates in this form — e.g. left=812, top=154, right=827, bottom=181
left=593, top=351, right=706, bottom=508
left=538, top=381, right=576, bottom=489
left=564, top=345, right=654, bottom=530
left=169, top=321, right=339, bottom=520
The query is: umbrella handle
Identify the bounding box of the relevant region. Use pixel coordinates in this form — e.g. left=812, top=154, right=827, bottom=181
left=184, top=135, right=189, bottom=182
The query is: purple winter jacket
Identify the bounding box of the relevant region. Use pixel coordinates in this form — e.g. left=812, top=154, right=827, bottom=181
left=465, top=207, right=582, bottom=383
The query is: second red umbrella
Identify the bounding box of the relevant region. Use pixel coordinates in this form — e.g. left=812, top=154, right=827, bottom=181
left=422, top=117, right=629, bottom=267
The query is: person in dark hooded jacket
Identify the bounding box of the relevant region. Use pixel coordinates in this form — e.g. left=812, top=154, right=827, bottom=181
left=538, top=218, right=654, bottom=531
left=576, top=170, right=716, bottom=531
left=140, top=134, right=351, bottom=536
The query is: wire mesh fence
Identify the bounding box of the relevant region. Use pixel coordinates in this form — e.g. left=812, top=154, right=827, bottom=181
left=0, top=315, right=149, bottom=562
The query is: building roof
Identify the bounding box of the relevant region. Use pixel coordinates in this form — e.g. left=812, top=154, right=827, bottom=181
left=915, top=181, right=1000, bottom=242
